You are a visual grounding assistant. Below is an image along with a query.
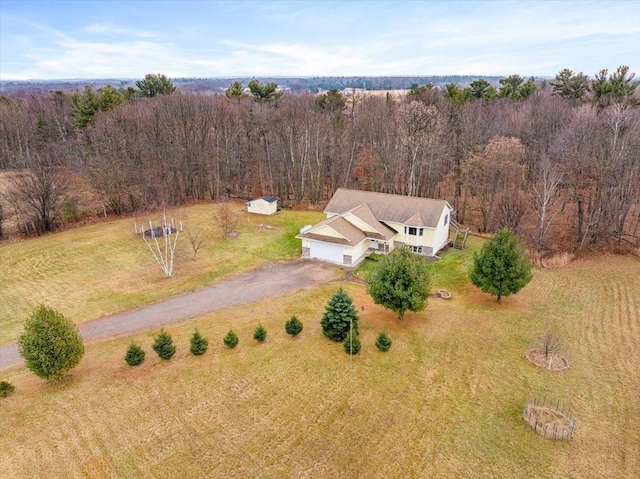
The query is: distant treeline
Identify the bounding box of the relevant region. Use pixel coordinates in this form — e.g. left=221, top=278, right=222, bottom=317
left=0, top=75, right=506, bottom=96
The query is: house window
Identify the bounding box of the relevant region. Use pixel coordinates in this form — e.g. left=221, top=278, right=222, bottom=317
left=444, top=214, right=448, bottom=226
left=411, top=246, right=422, bottom=254
left=419, top=228, right=424, bottom=236
left=407, top=227, right=417, bottom=236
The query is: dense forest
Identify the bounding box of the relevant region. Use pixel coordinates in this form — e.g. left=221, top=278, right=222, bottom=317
left=0, top=68, right=638, bottom=253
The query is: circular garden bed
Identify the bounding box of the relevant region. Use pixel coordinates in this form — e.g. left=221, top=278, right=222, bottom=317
left=526, top=348, right=571, bottom=371
left=523, top=398, right=576, bottom=440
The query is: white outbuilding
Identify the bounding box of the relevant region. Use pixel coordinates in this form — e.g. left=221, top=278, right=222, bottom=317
left=247, top=195, right=278, bottom=215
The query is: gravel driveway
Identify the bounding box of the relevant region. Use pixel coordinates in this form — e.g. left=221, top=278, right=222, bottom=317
left=0, top=259, right=339, bottom=369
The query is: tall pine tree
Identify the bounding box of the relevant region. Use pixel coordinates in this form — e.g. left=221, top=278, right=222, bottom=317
left=320, top=288, right=359, bottom=342
left=469, top=228, right=532, bottom=302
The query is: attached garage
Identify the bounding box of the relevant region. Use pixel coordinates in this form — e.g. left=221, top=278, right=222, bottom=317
left=309, top=240, right=344, bottom=264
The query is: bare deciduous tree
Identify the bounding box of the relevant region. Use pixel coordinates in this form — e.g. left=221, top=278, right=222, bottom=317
left=5, top=153, right=66, bottom=235
left=533, top=156, right=563, bottom=251
left=495, top=190, right=529, bottom=236
left=0, top=201, right=4, bottom=238
left=213, top=202, right=239, bottom=238
left=539, top=329, right=563, bottom=361
left=138, top=212, right=181, bottom=277
left=465, top=136, right=525, bottom=233
left=186, top=227, right=208, bottom=259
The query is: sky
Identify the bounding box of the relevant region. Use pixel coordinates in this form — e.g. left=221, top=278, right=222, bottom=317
left=1, top=0, right=639, bottom=80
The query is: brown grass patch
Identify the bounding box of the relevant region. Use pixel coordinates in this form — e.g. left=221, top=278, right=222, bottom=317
left=1, top=253, right=639, bottom=478
left=531, top=251, right=575, bottom=269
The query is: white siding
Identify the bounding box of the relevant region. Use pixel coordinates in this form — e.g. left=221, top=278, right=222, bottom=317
left=345, top=239, right=370, bottom=265
left=247, top=199, right=277, bottom=215
left=432, top=207, right=452, bottom=255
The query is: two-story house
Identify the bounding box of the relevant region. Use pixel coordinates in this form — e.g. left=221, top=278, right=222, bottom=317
left=297, top=188, right=453, bottom=266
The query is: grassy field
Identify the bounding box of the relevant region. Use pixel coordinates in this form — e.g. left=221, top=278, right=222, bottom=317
left=0, top=204, right=325, bottom=345
left=1, top=245, right=638, bottom=477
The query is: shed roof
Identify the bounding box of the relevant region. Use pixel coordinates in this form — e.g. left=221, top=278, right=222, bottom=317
left=262, top=195, right=277, bottom=203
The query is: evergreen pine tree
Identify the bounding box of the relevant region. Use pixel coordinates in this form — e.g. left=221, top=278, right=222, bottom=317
left=18, top=305, right=85, bottom=380
left=125, top=343, right=146, bottom=366
left=375, top=332, right=393, bottom=352
left=321, top=288, right=359, bottom=342
left=152, top=329, right=176, bottom=360
left=253, top=324, right=267, bottom=342
left=223, top=330, right=239, bottom=348
left=469, top=228, right=533, bottom=302
left=343, top=330, right=361, bottom=355
left=367, top=246, right=430, bottom=320
left=190, top=329, right=209, bottom=355
left=285, top=316, right=303, bottom=337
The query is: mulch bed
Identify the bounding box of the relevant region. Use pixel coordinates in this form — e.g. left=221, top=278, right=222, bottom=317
left=143, top=226, right=177, bottom=238
left=526, top=348, right=571, bottom=371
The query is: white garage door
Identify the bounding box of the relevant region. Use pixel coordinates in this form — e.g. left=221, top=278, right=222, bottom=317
left=310, top=241, right=344, bottom=264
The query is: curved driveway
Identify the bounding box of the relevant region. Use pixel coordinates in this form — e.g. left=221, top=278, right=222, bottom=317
left=0, top=260, right=339, bottom=370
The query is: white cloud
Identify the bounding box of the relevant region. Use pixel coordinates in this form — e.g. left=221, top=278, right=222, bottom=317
left=83, top=24, right=158, bottom=39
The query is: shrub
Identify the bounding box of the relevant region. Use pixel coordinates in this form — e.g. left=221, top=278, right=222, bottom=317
left=368, top=252, right=384, bottom=262
left=125, top=343, right=145, bottom=366
left=223, top=330, right=239, bottom=348
left=18, top=305, right=85, bottom=380
left=343, top=331, right=361, bottom=355
left=375, top=332, right=393, bottom=352
left=254, top=324, right=267, bottom=342
left=190, top=329, right=209, bottom=355
left=0, top=381, right=15, bottom=398
left=152, top=329, right=176, bottom=360
left=285, top=316, right=303, bottom=337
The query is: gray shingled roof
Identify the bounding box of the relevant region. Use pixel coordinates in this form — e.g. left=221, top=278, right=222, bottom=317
left=297, top=215, right=367, bottom=245
left=344, top=203, right=397, bottom=240
left=325, top=188, right=450, bottom=228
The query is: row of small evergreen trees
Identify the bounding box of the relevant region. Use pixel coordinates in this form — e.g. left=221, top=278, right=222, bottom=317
left=124, top=317, right=307, bottom=366
left=126, top=322, right=280, bottom=366
left=125, top=289, right=393, bottom=367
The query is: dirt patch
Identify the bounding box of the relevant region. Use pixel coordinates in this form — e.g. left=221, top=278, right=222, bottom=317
left=526, top=348, right=571, bottom=371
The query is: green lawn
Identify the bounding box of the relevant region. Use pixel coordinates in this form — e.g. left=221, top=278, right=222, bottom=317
left=0, top=204, right=325, bottom=345
left=355, top=235, right=483, bottom=295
